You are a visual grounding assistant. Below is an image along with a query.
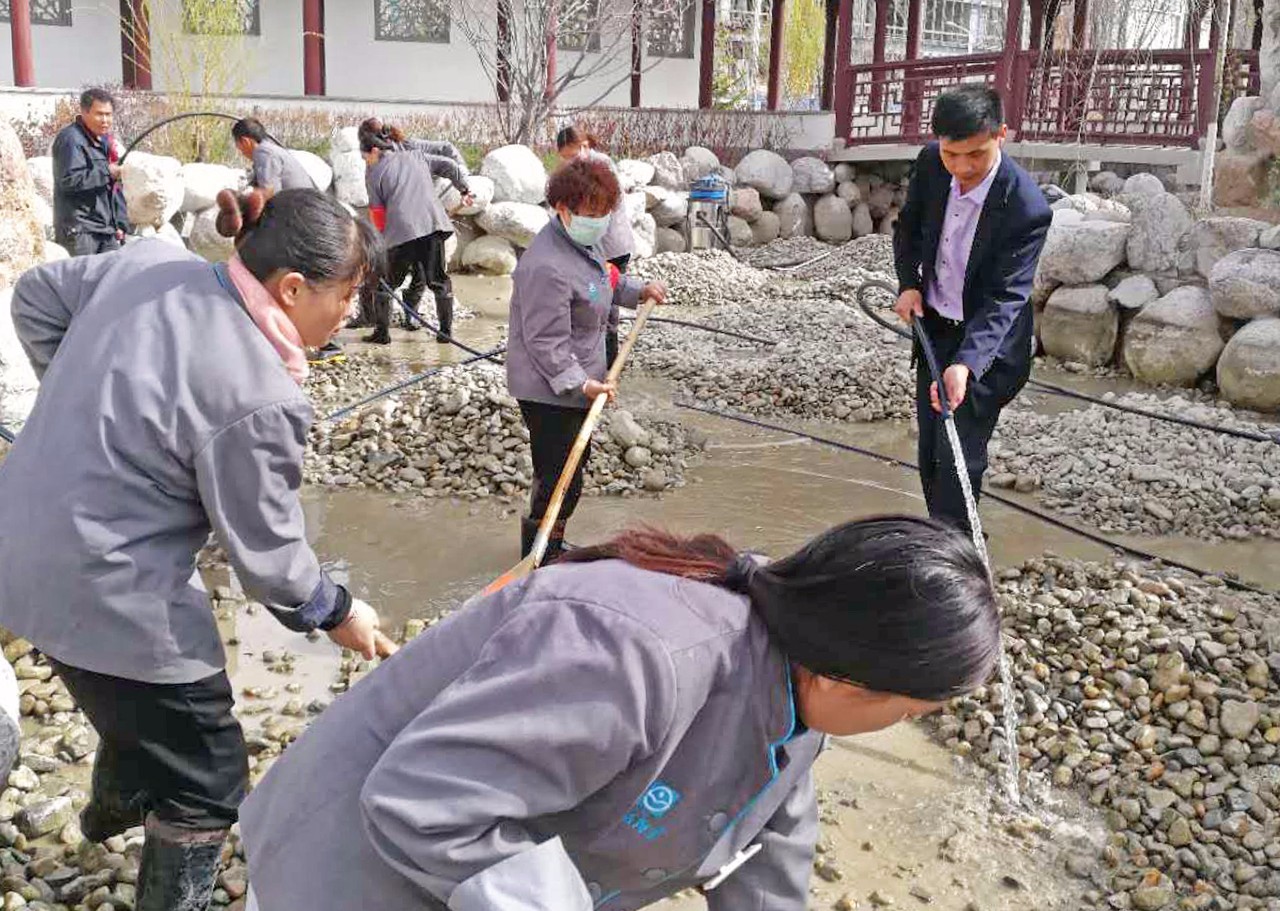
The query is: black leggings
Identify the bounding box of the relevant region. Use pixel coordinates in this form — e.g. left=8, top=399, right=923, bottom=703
left=369, top=232, right=454, bottom=334
left=606, top=254, right=630, bottom=367
left=519, top=400, right=591, bottom=525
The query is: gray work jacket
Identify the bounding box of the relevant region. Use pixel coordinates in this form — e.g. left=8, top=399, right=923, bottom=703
left=399, top=137, right=472, bottom=176
left=366, top=150, right=459, bottom=249
left=0, top=241, right=345, bottom=684
left=593, top=153, right=635, bottom=264
left=241, top=559, right=822, bottom=911
left=505, top=218, right=643, bottom=409
left=251, top=141, right=316, bottom=193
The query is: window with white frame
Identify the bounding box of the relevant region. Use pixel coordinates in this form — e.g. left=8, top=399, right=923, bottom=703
left=376, top=0, right=451, bottom=42
left=647, top=0, right=697, bottom=58
left=0, top=0, right=72, bottom=26
left=182, top=0, right=260, bottom=35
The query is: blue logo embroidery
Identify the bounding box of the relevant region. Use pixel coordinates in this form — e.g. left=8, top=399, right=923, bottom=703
left=587, top=282, right=599, bottom=299
left=622, top=781, right=681, bottom=843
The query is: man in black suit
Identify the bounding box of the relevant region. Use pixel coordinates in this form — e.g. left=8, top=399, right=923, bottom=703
left=893, top=85, right=1052, bottom=537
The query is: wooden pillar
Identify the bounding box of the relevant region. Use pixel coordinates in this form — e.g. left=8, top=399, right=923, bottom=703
left=1028, top=0, right=1046, bottom=49
left=698, top=0, right=716, bottom=108
left=767, top=0, right=787, bottom=109
left=631, top=2, right=642, bottom=106
left=10, top=0, right=34, bottom=87
left=870, top=0, right=890, bottom=111
left=497, top=0, right=511, bottom=102
left=821, top=0, right=839, bottom=109
left=994, top=0, right=1024, bottom=118
left=120, top=0, right=152, bottom=90
left=303, top=0, right=325, bottom=96
left=1071, top=0, right=1089, bottom=47
left=905, top=0, right=922, bottom=58
left=833, top=0, right=855, bottom=137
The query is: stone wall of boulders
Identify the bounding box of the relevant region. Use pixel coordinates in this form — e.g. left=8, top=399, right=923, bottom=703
left=1035, top=173, right=1280, bottom=413
left=1217, top=86, right=1280, bottom=208
left=1, top=119, right=46, bottom=430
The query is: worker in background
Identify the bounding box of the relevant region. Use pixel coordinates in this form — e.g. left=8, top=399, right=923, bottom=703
left=506, top=155, right=664, bottom=560
left=361, top=116, right=471, bottom=175
left=51, top=87, right=128, bottom=256
left=359, top=128, right=472, bottom=345
left=232, top=117, right=345, bottom=364
left=893, top=85, right=1052, bottom=537
left=556, top=125, right=635, bottom=367
left=0, top=188, right=390, bottom=911
left=239, top=515, right=1000, bottom=911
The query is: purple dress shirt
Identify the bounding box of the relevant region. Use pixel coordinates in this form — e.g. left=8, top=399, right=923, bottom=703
left=926, top=152, right=1002, bottom=321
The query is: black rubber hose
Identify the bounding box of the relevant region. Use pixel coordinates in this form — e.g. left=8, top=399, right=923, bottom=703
left=853, top=279, right=1280, bottom=446
left=620, top=314, right=778, bottom=346
left=121, top=111, right=281, bottom=164
left=674, top=400, right=1277, bottom=598
left=0, top=423, right=14, bottom=444
left=324, top=346, right=506, bottom=423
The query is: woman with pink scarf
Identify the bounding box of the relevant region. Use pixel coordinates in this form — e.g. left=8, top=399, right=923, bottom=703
left=0, top=188, right=389, bottom=911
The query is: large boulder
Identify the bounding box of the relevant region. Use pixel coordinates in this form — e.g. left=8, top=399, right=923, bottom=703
left=852, top=203, right=874, bottom=238
left=680, top=146, right=720, bottom=183
left=0, top=289, right=39, bottom=429
left=1209, top=248, right=1280, bottom=319
left=813, top=194, right=853, bottom=243
left=1037, top=221, right=1131, bottom=285
left=30, top=195, right=52, bottom=240
left=289, top=149, right=332, bottom=192
left=448, top=219, right=479, bottom=270
left=791, top=157, right=835, bottom=195
left=655, top=226, right=686, bottom=254
left=189, top=206, right=235, bottom=262
left=476, top=201, right=550, bottom=247
left=330, top=125, right=359, bottom=155
left=461, top=235, right=518, bottom=275
left=623, top=191, right=647, bottom=224
left=633, top=212, right=657, bottom=253
left=454, top=174, right=495, bottom=216
left=1216, top=317, right=1280, bottom=411
left=1121, top=173, right=1167, bottom=200
left=646, top=152, right=685, bottom=191
left=735, top=149, right=793, bottom=200
left=616, top=159, right=656, bottom=192
left=650, top=192, right=688, bottom=228
left=1248, top=108, right=1280, bottom=157
left=1040, top=285, right=1118, bottom=366
left=179, top=163, right=243, bottom=214
left=866, top=184, right=896, bottom=219
left=836, top=180, right=862, bottom=204
left=1262, top=224, right=1280, bottom=249
left=1182, top=216, right=1267, bottom=278
left=1223, top=96, right=1266, bottom=151
left=121, top=151, right=184, bottom=229
left=773, top=193, right=810, bottom=238
left=1123, top=286, right=1225, bottom=386
left=1213, top=150, right=1272, bottom=207
left=727, top=215, right=754, bottom=247
left=331, top=148, right=368, bottom=208
left=1089, top=171, right=1125, bottom=196
left=1126, top=192, right=1193, bottom=273
left=1108, top=274, right=1159, bottom=310
left=730, top=187, right=763, bottom=223
left=43, top=241, right=69, bottom=263
left=26, top=156, right=53, bottom=204
left=750, top=211, right=781, bottom=246
left=481, top=145, right=547, bottom=205
left=0, top=118, right=43, bottom=422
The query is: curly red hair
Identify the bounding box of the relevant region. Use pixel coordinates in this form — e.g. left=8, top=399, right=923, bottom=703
left=546, top=156, right=620, bottom=215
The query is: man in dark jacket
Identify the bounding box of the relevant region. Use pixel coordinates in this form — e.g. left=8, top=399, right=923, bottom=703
left=52, top=87, right=128, bottom=255
left=892, top=85, right=1052, bottom=537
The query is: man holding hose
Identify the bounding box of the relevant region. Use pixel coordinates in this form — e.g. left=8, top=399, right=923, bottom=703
left=893, top=85, right=1052, bottom=537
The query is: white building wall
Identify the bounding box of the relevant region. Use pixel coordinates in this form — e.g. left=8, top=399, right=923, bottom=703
left=0, top=0, right=700, bottom=106
left=0, top=0, right=122, bottom=89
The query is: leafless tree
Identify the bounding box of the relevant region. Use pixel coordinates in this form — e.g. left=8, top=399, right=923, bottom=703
left=451, top=0, right=696, bottom=145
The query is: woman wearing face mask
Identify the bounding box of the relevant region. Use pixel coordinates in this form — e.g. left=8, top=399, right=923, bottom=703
left=0, top=188, right=390, bottom=911
left=505, top=155, right=665, bottom=560
left=239, top=515, right=1000, bottom=911
left=555, top=125, right=635, bottom=367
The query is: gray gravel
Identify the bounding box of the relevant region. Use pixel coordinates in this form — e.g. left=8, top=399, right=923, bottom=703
left=990, top=392, right=1280, bottom=541
left=937, top=554, right=1280, bottom=909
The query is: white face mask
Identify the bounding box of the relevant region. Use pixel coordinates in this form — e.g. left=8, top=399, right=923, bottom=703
left=565, top=212, right=610, bottom=247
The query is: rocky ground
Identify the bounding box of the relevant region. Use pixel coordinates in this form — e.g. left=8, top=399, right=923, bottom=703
left=304, top=359, right=705, bottom=500
left=990, top=393, right=1280, bottom=542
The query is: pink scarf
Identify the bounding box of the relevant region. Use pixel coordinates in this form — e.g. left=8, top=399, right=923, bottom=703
left=228, top=256, right=309, bottom=384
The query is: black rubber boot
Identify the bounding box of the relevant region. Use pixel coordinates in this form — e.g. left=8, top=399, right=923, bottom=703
left=135, top=815, right=227, bottom=911
left=520, top=517, right=540, bottom=559
left=435, top=296, right=455, bottom=344
left=605, top=329, right=619, bottom=369
left=362, top=328, right=391, bottom=345
left=544, top=519, right=569, bottom=564
left=402, top=302, right=423, bottom=331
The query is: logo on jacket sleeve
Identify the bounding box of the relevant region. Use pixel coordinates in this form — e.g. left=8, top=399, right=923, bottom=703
left=622, top=781, right=681, bottom=842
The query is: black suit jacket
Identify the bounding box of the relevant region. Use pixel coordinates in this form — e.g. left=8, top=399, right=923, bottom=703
left=893, top=143, right=1052, bottom=383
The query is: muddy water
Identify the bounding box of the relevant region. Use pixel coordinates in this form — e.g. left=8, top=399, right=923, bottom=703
left=219, top=274, right=1279, bottom=906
